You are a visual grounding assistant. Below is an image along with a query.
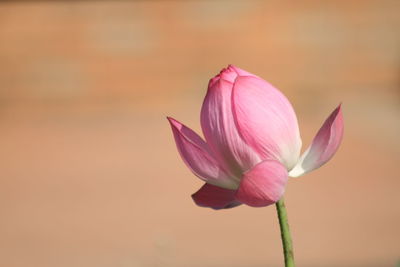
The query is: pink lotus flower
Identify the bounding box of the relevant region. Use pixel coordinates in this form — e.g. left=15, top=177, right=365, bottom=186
left=167, top=65, right=343, bottom=209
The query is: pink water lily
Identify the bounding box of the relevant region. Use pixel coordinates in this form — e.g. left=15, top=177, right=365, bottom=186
left=168, top=65, right=343, bottom=209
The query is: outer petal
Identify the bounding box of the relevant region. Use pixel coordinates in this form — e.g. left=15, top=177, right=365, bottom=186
left=235, top=160, right=288, bottom=207
left=229, top=64, right=257, bottom=77
left=167, top=117, right=237, bottom=189
left=201, top=72, right=260, bottom=179
left=232, top=76, right=302, bottom=170
left=289, top=104, right=344, bottom=177
left=192, top=183, right=241, bottom=210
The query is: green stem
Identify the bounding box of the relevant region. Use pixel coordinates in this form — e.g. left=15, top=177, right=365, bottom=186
left=275, top=197, right=295, bottom=267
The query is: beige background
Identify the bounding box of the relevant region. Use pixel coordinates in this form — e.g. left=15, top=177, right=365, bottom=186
left=0, top=1, right=399, bottom=266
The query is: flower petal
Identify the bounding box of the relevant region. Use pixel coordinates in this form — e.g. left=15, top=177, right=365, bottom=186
left=200, top=71, right=260, bottom=178
left=229, top=64, right=257, bottom=77
left=289, top=104, right=344, bottom=177
left=167, top=117, right=237, bottom=189
left=235, top=160, right=288, bottom=207
left=192, top=183, right=241, bottom=210
left=232, top=76, right=302, bottom=170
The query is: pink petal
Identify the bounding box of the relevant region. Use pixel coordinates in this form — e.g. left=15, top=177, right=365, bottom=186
left=229, top=64, right=257, bottom=77
left=219, top=66, right=238, bottom=83
left=167, top=117, right=237, bottom=189
left=232, top=75, right=302, bottom=170
left=235, top=160, right=288, bottom=207
left=192, top=183, right=241, bottom=210
left=289, top=104, right=344, bottom=177
left=200, top=72, right=260, bottom=178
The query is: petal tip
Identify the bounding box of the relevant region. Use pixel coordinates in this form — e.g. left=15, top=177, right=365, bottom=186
left=167, top=116, right=181, bottom=130
left=333, top=102, right=343, bottom=115
left=166, top=115, right=176, bottom=124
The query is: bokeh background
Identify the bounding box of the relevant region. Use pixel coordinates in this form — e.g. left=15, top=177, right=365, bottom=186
left=0, top=1, right=399, bottom=266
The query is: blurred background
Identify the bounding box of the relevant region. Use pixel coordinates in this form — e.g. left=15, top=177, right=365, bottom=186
left=0, top=0, right=399, bottom=266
